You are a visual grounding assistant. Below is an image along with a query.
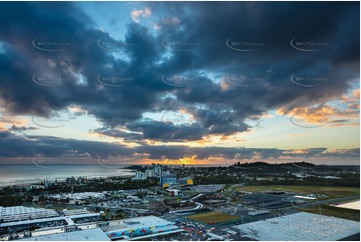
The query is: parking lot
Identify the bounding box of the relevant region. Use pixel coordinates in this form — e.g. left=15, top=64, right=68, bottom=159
left=161, top=210, right=256, bottom=241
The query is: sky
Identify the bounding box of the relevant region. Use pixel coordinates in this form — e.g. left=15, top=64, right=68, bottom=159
left=0, top=1, right=359, bottom=166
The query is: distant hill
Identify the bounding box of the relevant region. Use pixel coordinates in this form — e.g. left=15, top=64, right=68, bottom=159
left=231, top=161, right=316, bottom=169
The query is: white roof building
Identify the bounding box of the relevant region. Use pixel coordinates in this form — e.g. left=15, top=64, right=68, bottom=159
left=103, top=215, right=182, bottom=240
left=104, top=215, right=174, bottom=232
left=0, top=206, right=59, bottom=223
left=233, top=212, right=360, bottom=241
left=20, top=228, right=110, bottom=241
left=0, top=206, right=100, bottom=230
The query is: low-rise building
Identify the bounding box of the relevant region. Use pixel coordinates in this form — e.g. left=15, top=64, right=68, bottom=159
left=102, top=215, right=182, bottom=240
left=27, top=185, right=45, bottom=191
left=0, top=206, right=101, bottom=233
left=20, top=228, right=110, bottom=241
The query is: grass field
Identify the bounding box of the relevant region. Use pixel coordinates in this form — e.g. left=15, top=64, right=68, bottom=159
left=302, top=204, right=360, bottom=221
left=229, top=185, right=359, bottom=199
left=187, top=211, right=240, bottom=224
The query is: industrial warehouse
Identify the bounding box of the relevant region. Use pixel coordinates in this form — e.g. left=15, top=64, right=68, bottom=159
left=234, top=212, right=360, bottom=241
left=0, top=206, right=184, bottom=241
left=0, top=206, right=101, bottom=238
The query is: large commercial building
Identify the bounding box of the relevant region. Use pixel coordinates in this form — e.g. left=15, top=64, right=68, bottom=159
left=0, top=206, right=101, bottom=234
left=233, top=212, right=360, bottom=241
left=102, top=215, right=182, bottom=240
left=0, top=206, right=59, bottom=223
left=20, top=228, right=110, bottom=241
left=160, top=174, right=178, bottom=189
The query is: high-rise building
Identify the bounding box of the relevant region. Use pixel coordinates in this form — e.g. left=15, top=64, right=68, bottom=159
left=43, top=179, right=51, bottom=189
left=145, top=169, right=155, bottom=178
left=154, top=164, right=163, bottom=176
left=134, top=171, right=147, bottom=180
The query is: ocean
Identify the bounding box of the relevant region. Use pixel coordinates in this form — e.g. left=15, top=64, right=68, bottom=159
left=0, top=164, right=135, bottom=187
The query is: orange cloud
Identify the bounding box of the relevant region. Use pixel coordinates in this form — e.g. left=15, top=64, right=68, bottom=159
left=341, top=88, right=360, bottom=110
left=277, top=103, right=359, bottom=127
left=277, top=87, right=360, bottom=128
left=0, top=115, right=28, bottom=130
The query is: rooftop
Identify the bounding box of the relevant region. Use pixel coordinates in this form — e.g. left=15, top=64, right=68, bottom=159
left=0, top=208, right=100, bottom=228
left=0, top=206, right=59, bottom=223
left=233, top=212, right=360, bottom=241
left=20, top=228, right=110, bottom=241
left=103, top=215, right=174, bottom=232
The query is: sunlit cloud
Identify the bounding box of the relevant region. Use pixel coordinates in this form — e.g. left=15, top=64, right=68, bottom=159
left=0, top=115, right=28, bottom=131
left=277, top=103, right=359, bottom=127
left=131, top=7, right=151, bottom=23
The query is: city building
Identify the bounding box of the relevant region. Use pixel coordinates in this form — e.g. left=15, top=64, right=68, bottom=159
left=179, top=177, right=193, bottom=186
left=77, top=177, right=86, bottom=183
left=154, top=164, right=163, bottom=176
left=66, top=177, right=76, bottom=185
left=160, top=174, right=177, bottom=189
left=145, top=169, right=155, bottom=178
left=27, top=185, right=45, bottom=191
left=102, top=215, right=182, bottom=240
left=46, top=192, right=105, bottom=201
left=43, top=180, right=51, bottom=189
left=133, top=171, right=147, bottom=180
left=167, top=189, right=180, bottom=197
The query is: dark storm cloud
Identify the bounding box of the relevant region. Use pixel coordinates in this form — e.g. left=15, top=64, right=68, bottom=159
left=0, top=131, right=15, bottom=139
left=0, top=2, right=359, bottom=149
left=126, top=120, right=204, bottom=141
left=9, top=125, right=38, bottom=132
left=0, top=131, right=134, bottom=158
left=0, top=2, right=162, bottom=124
left=93, top=128, right=143, bottom=141
left=0, top=131, right=358, bottom=162
left=95, top=120, right=205, bottom=142
left=152, top=1, right=359, bottom=117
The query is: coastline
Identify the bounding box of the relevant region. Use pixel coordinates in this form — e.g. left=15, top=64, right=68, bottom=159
left=0, top=168, right=135, bottom=188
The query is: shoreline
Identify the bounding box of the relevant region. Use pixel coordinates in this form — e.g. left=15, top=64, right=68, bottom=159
left=0, top=169, right=135, bottom=188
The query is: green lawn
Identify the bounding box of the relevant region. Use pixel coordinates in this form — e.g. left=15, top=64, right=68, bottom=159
left=302, top=205, right=360, bottom=221
left=187, top=211, right=239, bottom=224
